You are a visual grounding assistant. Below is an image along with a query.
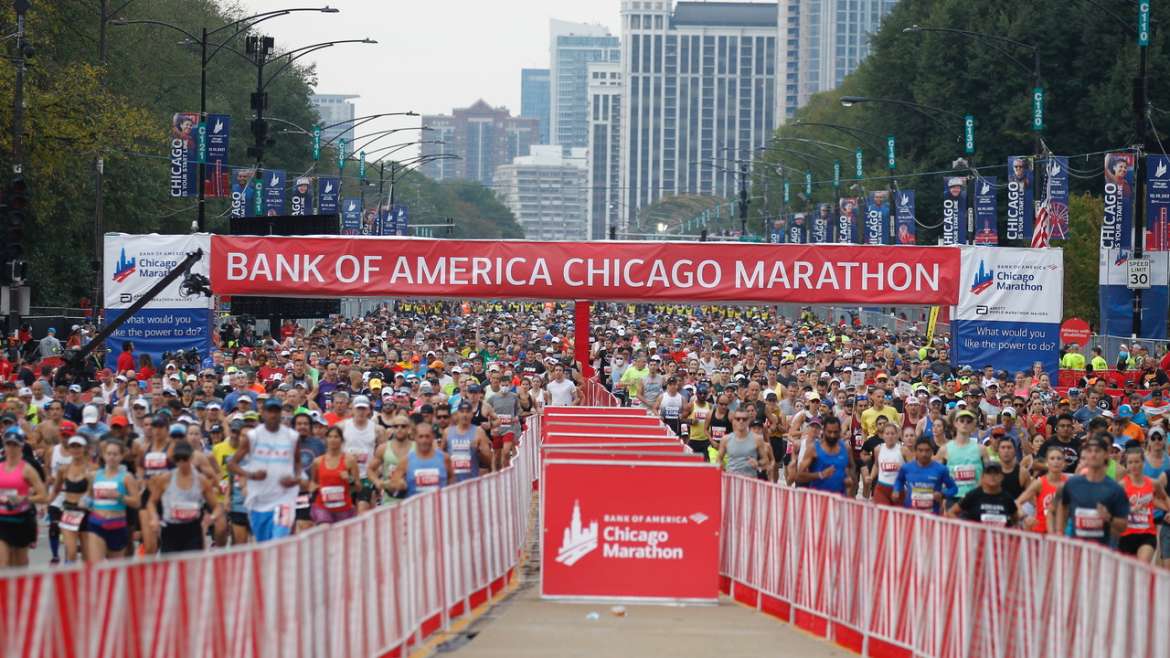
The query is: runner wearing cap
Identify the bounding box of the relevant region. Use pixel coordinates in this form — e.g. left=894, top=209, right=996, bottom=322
left=228, top=398, right=301, bottom=542
left=1054, top=434, right=1130, bottom=545
left=949, top=461, right=1018, bottom=526
left=936, top=409, right=987, bottom=506
left=0, top=428, right=48, bottom=566
left=487, top=379, right=521, bottom=470
left=1142, top=426, right=1170, bottom=565
left=685, top=384, right=714, bottom=462
left=148, top=440, right=219, bottom=554
left=48, top=432, right=91, bottom=563
left=443, top=402, right=492, bottom=482
left=338, top=395, right=387, bottom=513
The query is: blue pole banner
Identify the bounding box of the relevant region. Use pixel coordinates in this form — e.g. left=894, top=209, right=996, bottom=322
left=769, top=218, right=784, bottom=244
left=263, top=170, right=285, bottom=216
left=811, top=203, right=831, bottom=243
left=837, top=197, right=858, bottom=244
left=973, top=176, right=998, bottom=245
left=361, top=207, right=378, bottom=235
left=392, top=204, right=409, bottom=236
left=788, top=213, right=808, bottom=244
left=290, top=177, right=312, bottom=216
left=203, top=114, right=231, bottom=198
left=1103, top=151, right=1136, bottom=263
left=317, top=177, right=341, bottom=215
left=1146, top=154, right=1170, bottom=252
left=942, top=177, right=968, bottom=244
left=894, top=190, right=916, bottom=245
left=169, top=112, right=200, bottom=198
left=864, top=191, right=889, bottom=245
left=341, top=198, right=362, bottom=235
left=1040, top=156, right=1070, bottom=241
left=229, top=167, right=256, bottom=219
left=1006, top=156, right=1034, bottom=242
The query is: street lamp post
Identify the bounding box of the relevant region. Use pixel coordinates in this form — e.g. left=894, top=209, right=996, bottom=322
left=112, top=6, right=341, bottom=231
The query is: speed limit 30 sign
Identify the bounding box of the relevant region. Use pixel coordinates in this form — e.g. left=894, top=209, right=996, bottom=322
left=1128, top=257, right=1151, bottom=289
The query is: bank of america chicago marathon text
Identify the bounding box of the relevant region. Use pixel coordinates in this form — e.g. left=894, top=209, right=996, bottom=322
left=224, top=253, right=946, bottom=293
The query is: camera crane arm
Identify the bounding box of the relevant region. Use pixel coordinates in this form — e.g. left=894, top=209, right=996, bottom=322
left=67, top=248, right=207, bottom=374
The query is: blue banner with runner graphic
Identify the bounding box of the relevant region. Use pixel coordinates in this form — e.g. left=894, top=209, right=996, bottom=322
left=318, top=177, right=341, bottom=215
left=1006, top=157, right=1033, bottom=243
left=229, top=168, right=256, bottom=218
left=942, top=177, right=967, bottom=244
left=169, top=112, right=199, bottom=198
left=1147, top=154, right=1170, bottom=252
left=972, top=177, right=998, bottom=246
left=262, top=170, right=285, bottom=216
left=894, top=190, right=915, bottom=245
left=811, top=203, right=831, bottom=243
left=864, top=191, right=889, bottom=245
left=341, top=198, right=361, bottom=235
left=837, top=198, right=858, bottom=244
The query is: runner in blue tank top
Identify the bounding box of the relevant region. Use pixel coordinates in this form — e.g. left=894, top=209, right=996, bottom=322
left=796, top=416, right=853, bottom=495
left=442, top=402, right=491, bottom=482
left=392, top=422, right=453, bottom=497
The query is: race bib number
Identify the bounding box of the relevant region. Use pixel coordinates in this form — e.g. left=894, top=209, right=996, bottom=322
left=497, top=415, right=513, bottom=426
left=880, top=461, right=900, bottom=473
left=355, top=452, right=369, bottom=464
left=219, top=480, right=230, bottom=496
left=854, top=435, right=865, bottom=451
left=0, top=488, right=16, bottom=504
left=1128, top=511, right=1151, bottom=530
left=910, top=487, right=934, bottom=510
left=93, top=482, right=120, bottom=500
left=414, top=468, right=440, bottom=491
left=680, top=423, right=690, bottom=436
left=170, top=501, right=201, bottom=523
left=953, top=465, right=977, bottom=486
left=451, top=455, right=472, bottom=473
left=663, top=406, right=680, bottom=419
left=60, top=510, right=85, bottom=532
left=321, top=485, right=347, bottom=509
left=712, top=427, right=726, bottom=440
left=1073, top=507, right=1105, bottom=538
left=295, top=494, right=311, bottom=510
left=144, top=452, right=168, bottom=471
left=274, top=504, right=295, bottom=528
left=980, top=513, right=1008, bottom=527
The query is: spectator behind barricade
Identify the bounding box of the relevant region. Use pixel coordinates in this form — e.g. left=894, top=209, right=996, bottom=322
left=1061, top=343, right=1086, bottom=370
left=1090, top=347, right=1109, bottom=373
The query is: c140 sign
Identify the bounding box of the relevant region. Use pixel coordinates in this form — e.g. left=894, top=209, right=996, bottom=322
left=211, top=236, right=961, bottom=305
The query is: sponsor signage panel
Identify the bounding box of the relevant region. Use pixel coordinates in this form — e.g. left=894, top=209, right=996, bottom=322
left=541, top=460, right=721, bottom=602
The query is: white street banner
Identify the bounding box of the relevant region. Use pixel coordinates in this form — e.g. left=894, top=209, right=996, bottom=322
left=104, top=233, right=212, bottom=310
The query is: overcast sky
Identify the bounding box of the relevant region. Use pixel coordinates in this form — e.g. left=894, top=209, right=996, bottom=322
left=237, top=0, right=622, bottom=137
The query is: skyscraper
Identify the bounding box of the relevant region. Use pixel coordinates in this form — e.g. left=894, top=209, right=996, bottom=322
left=494, top=145, right=589, bottom=241
left=549, top=20, right=621, bottom=149
left=310, top=94, right=359, bottom=148
left=521, top=68, right=551, bottom=144
left=586, top=61, right=622, bottom=241
left=618, top=1, right=780, bottom=228
left=420, top=100, right=540, bottom=187
left=789, top=0, right=899, bottom=112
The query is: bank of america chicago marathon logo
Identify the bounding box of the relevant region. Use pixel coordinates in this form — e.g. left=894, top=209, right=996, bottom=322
left=554, top=500, right=707, bottom=566
left=970, top=260, right=994, bottom=295
left=112, top=248, right=137, bottom=283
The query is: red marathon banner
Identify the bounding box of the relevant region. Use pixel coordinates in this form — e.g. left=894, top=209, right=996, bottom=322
left=541, top=459, right=721, bottom=602
left=210, top=236, right=961, bottom=305
left=541, top=449, right=704, bottom=461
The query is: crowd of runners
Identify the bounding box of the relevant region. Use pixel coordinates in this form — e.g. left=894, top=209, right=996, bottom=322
left=0, top=301, right=1168, bottom=568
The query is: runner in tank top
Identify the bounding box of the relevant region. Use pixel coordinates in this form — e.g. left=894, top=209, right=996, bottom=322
left=870, top=423, right=909, bottom=505
left=370, top=415, right=416, bottom=505
left=49, top=435, right=92, bottom=563
left=686, top=385, right=714, bottom=461
left=936, top=409, right=987, bottom=506
left=995, top=439, right=1030, bottom=503
left=1016, top=446, right=1068, bottom=534
left=653, top=377, right=688, bottom=438
left=84, top=439, right=141, bottom=562
left=443, top=402, right=491, bottom=482
left=706, top=394, right=734, bottom=463
left=797, top=415, right=851, bottom=495
left=138, top=417, right=178, bottom=554
left=337, top=396, right=387, bottom=513
left=148, top=440, right=218, bottom=554
left=310, top=426, right=359, bottom=524
left=1118, top=447, right=1170, bottom=561
left=487, top=384, right=520, bottom=470
left=390, top=422, right=453, bottom=497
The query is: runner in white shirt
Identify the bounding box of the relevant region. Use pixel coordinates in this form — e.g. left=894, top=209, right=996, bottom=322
left=338, top=395, right=388, bottom=513
left=228, top=399, right=300, bottom=542
left=546, top=363, right=579, bottom=406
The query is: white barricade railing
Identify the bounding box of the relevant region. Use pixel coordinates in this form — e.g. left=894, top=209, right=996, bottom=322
left=0, top=416, right=542, bottom=658
left=719, top=474, right=1170, bottom=658
left=582, top=379, right=621, bottom=407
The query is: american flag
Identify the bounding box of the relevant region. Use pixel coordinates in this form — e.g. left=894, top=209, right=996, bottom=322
left=1031, top=160, right=1068, bottom=247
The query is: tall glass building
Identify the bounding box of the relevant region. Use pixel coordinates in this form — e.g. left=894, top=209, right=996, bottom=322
left=790, top=0, right=899, bottom=110
left=521, top=68, right=551, bottom=144
left=618, top=1, right=780, bottom=228
left=586, top=62, right=622, bottom=240
left=550, top=20, right=621, bottom=149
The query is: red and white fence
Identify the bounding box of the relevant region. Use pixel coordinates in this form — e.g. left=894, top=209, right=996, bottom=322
left=0, top=416, right=542, bottom=658
left=720, top=474, right=1170, bottom=658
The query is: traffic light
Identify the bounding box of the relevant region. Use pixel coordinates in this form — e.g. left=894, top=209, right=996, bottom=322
left=700, top=229, right=708, bottom=242
left=1, top=177, right=28, bottom=284
left=609, top=225, right=617, bottom=240
left=445, top=216, right=454, bottom=237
